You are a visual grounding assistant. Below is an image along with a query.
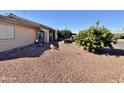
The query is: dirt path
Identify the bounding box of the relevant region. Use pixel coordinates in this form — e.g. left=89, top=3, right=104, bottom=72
left=0, top=42, right=124, bottom=83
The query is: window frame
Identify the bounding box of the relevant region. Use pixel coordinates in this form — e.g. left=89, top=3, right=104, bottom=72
left=0, top=24, right=15, bottom=40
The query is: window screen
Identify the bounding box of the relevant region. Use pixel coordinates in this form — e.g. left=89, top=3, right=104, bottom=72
left=0, top=24, right=15, bottom=39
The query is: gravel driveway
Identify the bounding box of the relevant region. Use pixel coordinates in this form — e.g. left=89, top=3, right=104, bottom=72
left=0, top=42, right=124, bottom=83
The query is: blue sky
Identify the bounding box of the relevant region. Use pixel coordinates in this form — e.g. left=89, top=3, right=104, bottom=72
left=0, top=10, right=124, bottom=33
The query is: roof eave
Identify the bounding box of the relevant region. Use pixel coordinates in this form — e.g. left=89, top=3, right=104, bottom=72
left=6, top=14, right=56, bottom=31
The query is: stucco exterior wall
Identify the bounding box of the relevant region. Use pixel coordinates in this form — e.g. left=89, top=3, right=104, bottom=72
left=0, top=21, right=36, bottom=52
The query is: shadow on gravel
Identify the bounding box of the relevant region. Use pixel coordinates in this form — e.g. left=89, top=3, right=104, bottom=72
left=0, top=41, right=59, bottom=61
left=95, top=48, right=124, bottom=57
left=64, top=40, right=73, bottom=44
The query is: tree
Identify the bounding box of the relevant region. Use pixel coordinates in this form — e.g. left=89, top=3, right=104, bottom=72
left=96, top=20, right=100, bottom=27
left=74, top=21, right=116, bottom=52
left=57, top=28, right=72, bottom=40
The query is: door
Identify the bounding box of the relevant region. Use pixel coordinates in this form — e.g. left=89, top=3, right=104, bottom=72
left=49, top=31, right=53, bottom=42
left=38, top=31, right=44, bottom=43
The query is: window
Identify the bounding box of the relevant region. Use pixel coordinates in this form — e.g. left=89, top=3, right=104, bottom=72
left=0, top=24, right=15, bottom=40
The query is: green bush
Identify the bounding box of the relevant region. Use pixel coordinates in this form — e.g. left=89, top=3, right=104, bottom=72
left=112, top=33, right=121, bottom=43
left=120, top=36, right=124, bottom=39
left=74, top=22, right=116, bottom=52
left=116, top=34, right=124, bottom=39
left=57, top=29, right=72, bottom=40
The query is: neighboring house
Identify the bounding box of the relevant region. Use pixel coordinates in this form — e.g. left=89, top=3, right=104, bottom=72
left=113, top=30, right=124, bottom=34
left=0, top=13, right=56, bottom=52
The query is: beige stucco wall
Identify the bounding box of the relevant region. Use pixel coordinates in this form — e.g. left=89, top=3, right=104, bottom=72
left=0, top=21, right=36, bottom=52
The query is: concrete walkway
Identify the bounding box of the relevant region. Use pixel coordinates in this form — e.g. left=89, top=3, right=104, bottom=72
left=113, top=39, right=124, bottom=50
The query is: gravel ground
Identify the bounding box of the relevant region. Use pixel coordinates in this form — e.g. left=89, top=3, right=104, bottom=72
left=0, top=42, right=124, bottom=83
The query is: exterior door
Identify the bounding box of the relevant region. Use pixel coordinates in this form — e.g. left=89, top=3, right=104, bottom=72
left=38, top=31, right=44, bottom=43
left=49, top=31, right=53, bottom=42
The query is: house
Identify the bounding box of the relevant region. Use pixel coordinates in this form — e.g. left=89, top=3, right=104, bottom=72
left=0, top=13, right=57, bottom=52
left=112, top=30, right=124, bottom=34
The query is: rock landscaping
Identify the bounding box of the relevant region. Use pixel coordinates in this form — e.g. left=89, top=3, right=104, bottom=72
left=0, top=42, right=124, bottom=82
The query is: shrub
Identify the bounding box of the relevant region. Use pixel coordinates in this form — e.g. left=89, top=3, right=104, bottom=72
left=74, top=22, right=116, bottom=52
left=120, top=36, right=124, bottom=39
left=116, top=33, right=124, bottom=39
left=57, top=29, right=72, bottom=40
left=112, top=33, right=121, bottom=43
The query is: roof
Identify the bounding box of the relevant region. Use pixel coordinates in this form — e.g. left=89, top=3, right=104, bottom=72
left=0, top=14, right=38, bottom=29
left=0, top=13, right=55, bottom=31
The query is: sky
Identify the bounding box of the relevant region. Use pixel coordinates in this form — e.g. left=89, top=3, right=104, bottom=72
left=0, top=10, right=124, bottom=33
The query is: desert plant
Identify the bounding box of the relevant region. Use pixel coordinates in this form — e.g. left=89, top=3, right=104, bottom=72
left=74, top=21, right=116, bottom=52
